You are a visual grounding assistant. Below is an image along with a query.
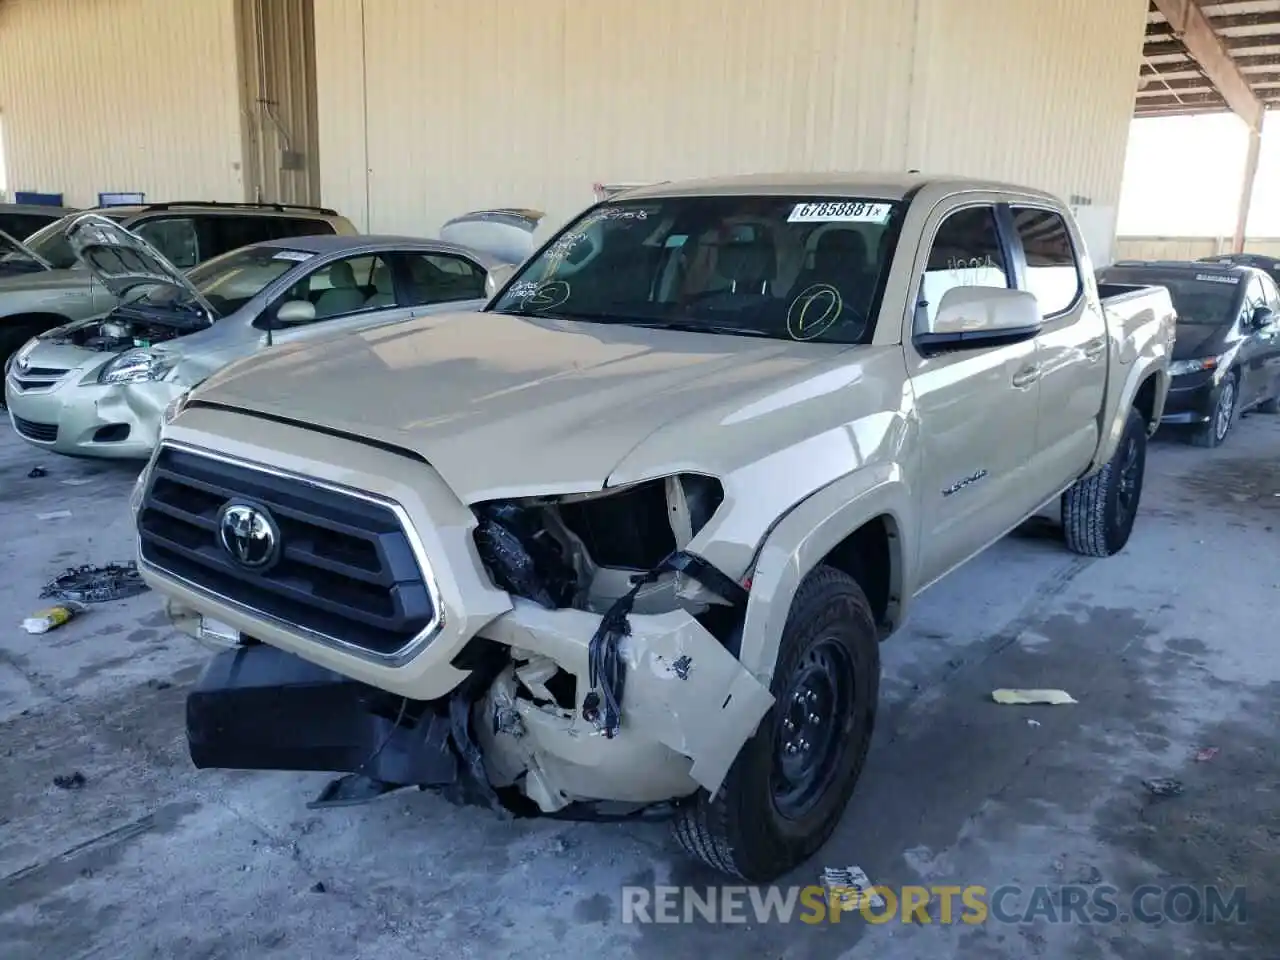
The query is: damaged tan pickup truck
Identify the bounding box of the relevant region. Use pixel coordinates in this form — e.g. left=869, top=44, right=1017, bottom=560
left=136, top=174, right=1175, bottom=880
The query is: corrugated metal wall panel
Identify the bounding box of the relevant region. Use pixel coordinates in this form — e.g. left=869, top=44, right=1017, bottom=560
left=239, top=0, right=321, bottom=205
left=313, top=0, right=369, bottom=229
left=1114, top=236, right=1280, bottom=260
left=0, top=0, right=244, bottom=207
left=316, top=0, right=1147, bottom=262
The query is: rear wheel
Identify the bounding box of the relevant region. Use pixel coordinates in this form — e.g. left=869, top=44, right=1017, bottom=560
left=1062, top=405, right=1147, bottom=558
left=1190, top=374, right=1237, bottom=447
left=671, top=565, right=879, bottom=881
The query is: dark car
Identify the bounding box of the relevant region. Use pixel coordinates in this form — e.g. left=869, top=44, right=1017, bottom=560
left=1097, top=260, right=1280, bottom=447
left=1197, top=252, right=1280, bottom=288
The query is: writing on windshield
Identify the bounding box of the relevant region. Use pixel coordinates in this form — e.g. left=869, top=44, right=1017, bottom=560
left=490, top=195, right=901, bottom=344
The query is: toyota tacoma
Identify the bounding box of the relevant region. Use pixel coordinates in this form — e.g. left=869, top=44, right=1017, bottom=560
left=136, top=174, right=1175, bottom=880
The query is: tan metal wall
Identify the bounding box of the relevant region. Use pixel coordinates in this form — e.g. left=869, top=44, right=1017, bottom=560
left=237, top=0, right=321, bottom=206
left=0, top=0, right=245, bottom=207
left=314, top=0, right=1148, bottom=263
left=1114, top=236, right=1280, bottom=261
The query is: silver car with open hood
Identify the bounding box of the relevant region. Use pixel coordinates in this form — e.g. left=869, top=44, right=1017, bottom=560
left=5, top=210, right=542, bottom=457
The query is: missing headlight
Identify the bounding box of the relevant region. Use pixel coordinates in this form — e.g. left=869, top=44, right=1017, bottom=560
left=473, top=502, right=578, bottom=609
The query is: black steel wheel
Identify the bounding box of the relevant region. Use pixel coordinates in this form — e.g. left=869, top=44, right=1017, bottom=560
left=672, top=565, right=879, bottom=881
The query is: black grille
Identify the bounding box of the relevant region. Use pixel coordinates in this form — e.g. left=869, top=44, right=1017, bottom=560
left=12, top=415, right=58, bottom=442
left=137, top=446, right=437, bottom=657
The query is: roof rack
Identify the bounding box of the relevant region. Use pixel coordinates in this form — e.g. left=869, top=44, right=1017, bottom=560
left=114, top=200, right=340, bottom=216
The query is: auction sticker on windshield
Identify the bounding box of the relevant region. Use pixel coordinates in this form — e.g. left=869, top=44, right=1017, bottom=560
left=788, top=201, right=892, bottom=224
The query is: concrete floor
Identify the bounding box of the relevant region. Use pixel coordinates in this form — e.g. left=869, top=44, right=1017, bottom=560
left=0, top=414, right=1276, bottom=960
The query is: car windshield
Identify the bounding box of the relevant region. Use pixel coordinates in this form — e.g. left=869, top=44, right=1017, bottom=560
left=3, top=213, right=127, bottom=269
left=489, top=195, right=902, bottom=344
left=1125, top=275, right=1240, bottom=326
left=139, top=245, right=305, bottom=317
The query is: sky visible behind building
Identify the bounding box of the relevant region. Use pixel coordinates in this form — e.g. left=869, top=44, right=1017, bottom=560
left=1119, top=112, right=1280, bottom=238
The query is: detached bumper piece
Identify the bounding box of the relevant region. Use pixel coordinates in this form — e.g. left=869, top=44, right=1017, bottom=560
left=188, top=645, right=471, bottom=806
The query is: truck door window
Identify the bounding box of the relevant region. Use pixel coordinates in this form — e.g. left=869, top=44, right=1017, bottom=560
left=133, top=217, right=199, bottom=268
left=1011, top=207, right=1080, bottom=316
left=920, top=206, right=1009, bottom=332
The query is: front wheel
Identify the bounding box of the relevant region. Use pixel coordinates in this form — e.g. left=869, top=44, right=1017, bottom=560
left=1061, top=405, right=1147, bottom=558
left=671, top=565, right=879, bottom=881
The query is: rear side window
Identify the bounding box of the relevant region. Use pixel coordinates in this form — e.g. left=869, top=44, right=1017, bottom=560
left=919, top=205, right=1010, bottom=331
left=133, top=217, right=199, bottom=268
left=0, top=213, right=58, bottom=239
left=204, top=215, right=278, bottom=258
left=273, top=217, right=335, bottom=239
left=1011, top=207, right=1080, bottom=316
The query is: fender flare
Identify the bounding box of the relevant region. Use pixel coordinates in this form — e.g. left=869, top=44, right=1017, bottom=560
left=1094, top=357, right=1169, bottom=469
left=736, top=461, right=913, bottom=687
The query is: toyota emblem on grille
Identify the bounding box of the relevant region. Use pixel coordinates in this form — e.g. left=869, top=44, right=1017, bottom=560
left=16, top=355, right=29, bottom=372
left=217, top=501, right=281, bottom=570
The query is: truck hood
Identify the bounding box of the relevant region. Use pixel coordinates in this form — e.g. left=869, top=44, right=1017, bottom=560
left=192, top=311, right=847, bottom=502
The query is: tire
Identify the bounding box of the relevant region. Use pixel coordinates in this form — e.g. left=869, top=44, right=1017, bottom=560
left=671, top=565, right=879, bottom=881
left=1062, top=405, right=1147, bottom=558
left=1190, top=373, right=1238, bottom=447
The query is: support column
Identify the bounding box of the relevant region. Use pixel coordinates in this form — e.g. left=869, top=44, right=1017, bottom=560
left=1233, top=121, right=1264, bottom=254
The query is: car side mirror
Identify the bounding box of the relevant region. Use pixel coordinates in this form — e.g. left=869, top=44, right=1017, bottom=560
left=1251, top=305, right=1273, bottom=330
left=274, top=299, right=316, bottom=327
left=484, top=264, right=517, bottom=300
left=916, top=286, right=1042, bottom=354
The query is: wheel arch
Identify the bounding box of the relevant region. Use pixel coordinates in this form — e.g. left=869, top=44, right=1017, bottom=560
left=736, top=463, right=912, bottom=687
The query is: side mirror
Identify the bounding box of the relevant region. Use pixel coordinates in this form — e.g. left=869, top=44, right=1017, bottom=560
left=484, top=264, right=517, bottom=300
left=274, top=299, right=316, bottom=327
left=917, top=287, right=1041, bottom=354
left=1251, top=305, right=1273, bottom=330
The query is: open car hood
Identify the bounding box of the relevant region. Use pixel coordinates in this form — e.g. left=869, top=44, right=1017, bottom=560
left=0, top=226, right=52, bottom=274
left=65, top=214, right=216, bottom=318
left=438, top=208, right=545, bottom=265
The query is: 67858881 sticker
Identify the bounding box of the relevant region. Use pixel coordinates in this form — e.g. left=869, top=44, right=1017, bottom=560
left=788, top=201, right=893, bottom=225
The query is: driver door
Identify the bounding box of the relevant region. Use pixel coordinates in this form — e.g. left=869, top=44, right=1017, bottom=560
left=264, top=253, right=415, bottom=345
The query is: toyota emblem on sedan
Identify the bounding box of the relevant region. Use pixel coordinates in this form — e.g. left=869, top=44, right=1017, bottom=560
left=218, top=501, right=281, bottom=570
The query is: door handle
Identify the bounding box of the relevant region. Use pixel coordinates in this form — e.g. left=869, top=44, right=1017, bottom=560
left=1012, top=364, right=1042, bottom=388
left=1083, top=337, right=1106, bottom=360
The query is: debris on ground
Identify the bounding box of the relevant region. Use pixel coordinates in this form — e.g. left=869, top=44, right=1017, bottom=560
left=1142, top=777, right=1183, bottom=798
left=991, top=688, right=1077, bottom=705
left=60, top=477, right=94, bottom=486
left=53, top=771, right=87, bottom=790
left=821, top=865, right=885, bottom=912
left=146, top=678, right=173, bottom=691
left=1027, top=718, right=1042, bottom=727
left=22, top=602, right=86, bottom=635
left=27, top=466, right=46, bottom=478
left=310, top=881, right=327, bottom=894
left=41, top=562, right=149, bottom=604
left=36, top=510, right=72, bottom=521
left=1194, top=746, right=1219, bottom=762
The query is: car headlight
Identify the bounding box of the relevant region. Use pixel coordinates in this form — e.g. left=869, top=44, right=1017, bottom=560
left=1169, top=356, right=1220, bottom=377
left=163, top=388, right=192, bottom=426
left=98, top=350, right=176, bottom=385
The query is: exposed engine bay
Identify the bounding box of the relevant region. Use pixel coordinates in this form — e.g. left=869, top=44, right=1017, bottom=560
left=48, top=310, right=204, bottom=352
left=471, top=473, right=727, bottom=616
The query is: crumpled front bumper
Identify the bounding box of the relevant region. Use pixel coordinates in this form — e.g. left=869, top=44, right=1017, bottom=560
left=4, top=373, right=181, bottom=458
left=168, top=594, right=775, bottom=811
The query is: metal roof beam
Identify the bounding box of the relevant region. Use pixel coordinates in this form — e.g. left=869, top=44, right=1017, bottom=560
left=1149, top=0, right=1266, bottom=130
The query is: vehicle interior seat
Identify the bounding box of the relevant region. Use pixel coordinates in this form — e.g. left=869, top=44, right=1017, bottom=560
left=314, top=261, right=366, bottom=317
left=714, top=235, right=778, bottom=295
left=365, top=264, right=395, bottom=308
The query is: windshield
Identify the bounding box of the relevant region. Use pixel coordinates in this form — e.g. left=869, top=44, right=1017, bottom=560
left=138, top=245, right=304, bottom=317
left=489, top=195, right=902, bottom=343
left=5, top=213, right=126, bottom=269
left=1105, top=273, right=1240, bottom=326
